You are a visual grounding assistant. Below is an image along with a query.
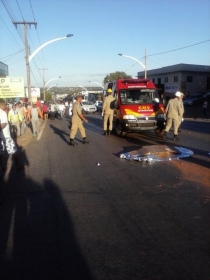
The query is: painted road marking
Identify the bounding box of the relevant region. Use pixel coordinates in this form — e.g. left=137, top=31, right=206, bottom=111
left=37, top=121, right=46, bottom=141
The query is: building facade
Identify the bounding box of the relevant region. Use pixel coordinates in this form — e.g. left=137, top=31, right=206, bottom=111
left=137, top=63, right=210, bottom=98
left=0, top=61, right=9, bottom=78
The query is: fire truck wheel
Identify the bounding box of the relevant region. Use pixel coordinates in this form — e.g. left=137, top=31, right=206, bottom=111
left=115, top=123, right=126, bottom=137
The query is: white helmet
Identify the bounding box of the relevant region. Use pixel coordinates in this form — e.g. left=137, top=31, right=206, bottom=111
left=175, top=91, right=181, bottom=97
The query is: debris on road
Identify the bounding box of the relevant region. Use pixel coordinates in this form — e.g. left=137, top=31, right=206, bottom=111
left=120, top=145, right=193, bottom=162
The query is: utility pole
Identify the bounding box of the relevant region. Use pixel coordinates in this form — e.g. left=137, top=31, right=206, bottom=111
left=39, top=68, right=48, bottom=101
left=13, top=21, right=37, bottom=102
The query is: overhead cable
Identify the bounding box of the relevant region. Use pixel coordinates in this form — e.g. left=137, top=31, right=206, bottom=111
left=0, top=49, right=24, bottom=61
left=16, top=0, right=24, bottom=21
left=29, top=0, right=36, bottom=21
left=147, top=39, right=210, bottom=57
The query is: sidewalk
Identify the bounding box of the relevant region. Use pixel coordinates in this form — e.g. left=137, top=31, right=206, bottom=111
left=17, top=119, right=45, bottom=148
left=184, top=117, right=210, bottom=123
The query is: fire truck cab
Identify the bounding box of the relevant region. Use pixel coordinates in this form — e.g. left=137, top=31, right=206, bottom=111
left=103, top=79, right=166, bottom=136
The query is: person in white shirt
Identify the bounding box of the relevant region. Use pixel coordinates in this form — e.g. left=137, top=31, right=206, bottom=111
left=65, top=101, right=69, bottom=116
left=69, top=101, right=73, bottom=118
left=0, top=99, right=24, bottom=173
left=58, top=103, right=65, bottom=120
left=49, top=103, right=55, bottom=120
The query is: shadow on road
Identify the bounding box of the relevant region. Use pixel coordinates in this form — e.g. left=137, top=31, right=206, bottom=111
left=49, top=124, right=69, bottom=145
left=0, top=152, right=93, bottom=280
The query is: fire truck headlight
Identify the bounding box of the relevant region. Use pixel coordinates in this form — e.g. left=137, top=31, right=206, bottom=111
left=123, top=115, right=137, bottom=120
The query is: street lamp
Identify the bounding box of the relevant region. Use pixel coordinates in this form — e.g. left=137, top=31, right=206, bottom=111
left=29, top=34, right=73, bottom=63
left=89, top=81, right=103, bottom=89
left=45, top=76, right=61, bottom=88
left=44, top=76, right=61, bottom=101
left=76, top=85, right=87, bottom=91
left=47, top=84, right=58, bottom=91
left=27, top=34, right=73, bottom=101
left=118, top=53, right=147, bottom=79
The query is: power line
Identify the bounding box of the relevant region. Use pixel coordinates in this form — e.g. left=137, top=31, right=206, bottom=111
left=30, top=68, right=41, bottom=87
left=0, top=49, right=24, bottom=61
left=29, top=0, right=36, bottom=21
left=124, top=39, right=210, bottom=72
left=0, top=17, right=22, bottom=48
left=0, top=0, right=24, bottom=44
left=1, top=1, right=24, bottom=44
left=7, top=56, right=25, bottom=65
left=16, top=0, right=24, bottom=21
left=147, top=39, right=210, bottom=57
left=1, top=0, right=15, bottom=21
left=28, top=0, right=49, bottom=70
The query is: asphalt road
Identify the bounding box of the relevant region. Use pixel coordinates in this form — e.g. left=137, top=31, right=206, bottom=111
left=0, top=113, right=210, bottom=280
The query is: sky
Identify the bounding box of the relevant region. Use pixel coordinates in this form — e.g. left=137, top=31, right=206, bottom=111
left=0, top=0, right=210, bottom=88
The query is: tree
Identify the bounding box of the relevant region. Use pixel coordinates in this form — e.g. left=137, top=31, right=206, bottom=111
left=103, top=71, right=132, bottom=84
left=40, top=90, right=52, bottom=101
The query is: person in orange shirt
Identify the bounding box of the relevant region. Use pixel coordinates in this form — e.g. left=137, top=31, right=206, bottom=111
left=25, top=103, right=31, bottom=121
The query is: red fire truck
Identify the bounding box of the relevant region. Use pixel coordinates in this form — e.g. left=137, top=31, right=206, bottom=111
left=103, top=78, right=166, bottom=136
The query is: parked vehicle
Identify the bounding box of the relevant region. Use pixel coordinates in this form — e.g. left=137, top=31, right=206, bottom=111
left=204, top=92, right=210, bottom=99
left=183, top=94, right=204, bottom=106
left=95, top=101, right=102, bottom=112
left=95, top=100, right=102, bottom=106
left=81, top=101, right=97, bottom=114
left=103, top=79, right=166, bottom=136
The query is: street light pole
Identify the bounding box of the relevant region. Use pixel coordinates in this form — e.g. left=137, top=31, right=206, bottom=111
left=76, top=85, right=87, bottom=91
left=29, top=34, right=73, bottom=63
left=44, top=77, right=61, bottom=101
left=39, top=68, right=48, bottom=101
left=118, top=53, right=146, bottom=79
left=47, top=84, right=58, bottom=91
left=88, top=81, right=103, bottom=89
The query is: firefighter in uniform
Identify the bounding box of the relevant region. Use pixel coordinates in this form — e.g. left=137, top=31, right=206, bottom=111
left=69, top=94, right=90, bottom=146
left=102, top=88, right=115, bottom=135
left=164, top=91, right=182, bottom=141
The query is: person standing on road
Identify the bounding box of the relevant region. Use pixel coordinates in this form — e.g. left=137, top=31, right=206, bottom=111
left=65, top=100, right=69, bottom=116
left=8, top=104, right=22, bottom=138
left=69, top=101, right=73, bottom=117
left=164, top=91, right=182, bottom=141
left=102, top=88, right=115, bottom=135
left=16, top=102, right=26, bottom=135
left=30, top=103, right=43, bottom=136
left=58, top=102, right=65, bottom=120
left=49, top=102, right=56, bottom=120
left=42, top=102, right=49, bottom=121
left=0, top=99, right=24, bottom=173
left=177, top=92, right=185, bottom=132
left=69, top=94, right=90, bottom=146
left=69, top=101, right=73, bottom=128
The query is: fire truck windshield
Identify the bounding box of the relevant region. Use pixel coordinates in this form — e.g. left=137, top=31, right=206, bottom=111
left=120, top=89, right=159, bottom=104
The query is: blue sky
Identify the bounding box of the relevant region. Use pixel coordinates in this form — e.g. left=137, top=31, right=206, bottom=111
left=0, top=0, right=210, bottom=88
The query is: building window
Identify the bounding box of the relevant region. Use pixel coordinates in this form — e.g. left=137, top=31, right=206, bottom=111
left=152, top=78, right=155, bottom=83
left=164, top=77, right=168, bottom=83
left=174, top=76, right=178, bottom=82
left=158, top=78, right=161, bottom=84
left=187, top=76, right=193, bottom=82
